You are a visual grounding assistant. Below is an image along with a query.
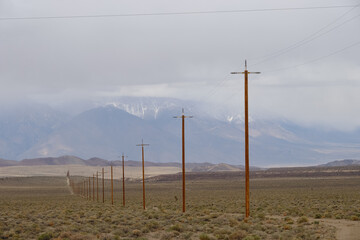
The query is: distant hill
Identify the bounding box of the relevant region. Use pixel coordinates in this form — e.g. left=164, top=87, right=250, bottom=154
left=0, top=155, right=244, bottom=172
left=86, top=157, right=110, bottom=166
left=148, top=165, right=360, bottom=182
left=20, top=155, right=85, bottom=166
left=318, top=159, right=360, bottom=167
left=0, top=158, right=18, bottom=167
left=187, top=162, right=242, bottom=172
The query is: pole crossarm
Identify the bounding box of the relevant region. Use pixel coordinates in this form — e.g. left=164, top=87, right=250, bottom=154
left=231, top=71, right=261, bottom=74
left=173, top=108, right=193, bottom=119
left=136, top=143, right=150, bottom=147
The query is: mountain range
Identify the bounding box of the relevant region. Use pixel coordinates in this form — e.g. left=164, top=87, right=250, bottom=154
left=0, top=97, right=359, bottom=167
left=317, top=159, right=360, bottom=167
left=1, top=156, right=359, bottom=173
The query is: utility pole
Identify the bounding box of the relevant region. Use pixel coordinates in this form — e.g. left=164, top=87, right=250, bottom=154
left=96, top=171, right=99, bottom=202
left=92, top=174, right=95, bottom=201
left=122, top=153, right=126, bottom=207
left=86, top=180, right=88, bottom=199
left=102, top=168, right=105, bottom=203
left=137, top=139, right=149, bottom=210
left=88, top=177, right=91, bottom=200
left=111, top=165, right=114, bottom=205
left=174, top=108, right=193, bottom=212
left=231, top=60, right=260, bottom=218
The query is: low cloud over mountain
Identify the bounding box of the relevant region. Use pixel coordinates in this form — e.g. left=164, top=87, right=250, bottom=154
left=0, top=97, right=359, bottom=167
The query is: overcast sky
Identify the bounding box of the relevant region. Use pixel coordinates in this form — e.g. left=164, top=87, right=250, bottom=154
left=1, top=0, right=359, bottom=130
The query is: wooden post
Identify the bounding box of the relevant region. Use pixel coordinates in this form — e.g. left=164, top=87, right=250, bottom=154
left=93, top=174, right=95, bottom=201
left=102, top=168, right=105, bottom=203
left=174, top=109, right=193, bottom=212
left=111, top=165, right=114, bottom=205
left=122, top=154, right=125, bottom=206
left=88, top=177, right=91, bottom=200
left=96, top=171, right=99, bottom=202
left=182, top=114, right=185, bottom=212
left=137, top=140, right=149, bottom=210
left=142, top=146, right=145, bottom=209
left=231, top=60, right=260, bottom=218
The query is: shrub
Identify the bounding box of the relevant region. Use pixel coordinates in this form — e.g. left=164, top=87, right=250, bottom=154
left=243, top=235, right=261, bottom=240
left=170, top=224, right=182, bottom=232
left=132, top=229, right=141, bottom=237
left=297, top=216, right=308, bottom=224
left=38, top=232, right=53, bottom=240
left=229, top=230, right=247, bottom=240
left=199, top=233, right=211, bottom=240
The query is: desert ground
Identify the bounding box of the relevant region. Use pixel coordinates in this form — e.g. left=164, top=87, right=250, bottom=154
left=0, top=165, right=181, bottom=179
left=1, top=173, right=360, bottom=240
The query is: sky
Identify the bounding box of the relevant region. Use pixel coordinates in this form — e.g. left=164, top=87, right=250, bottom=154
left=0, top=0, right=360, bottom=131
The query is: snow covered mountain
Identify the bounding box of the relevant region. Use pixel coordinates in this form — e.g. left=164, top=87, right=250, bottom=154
left=0, top=97, right=359, bottom=167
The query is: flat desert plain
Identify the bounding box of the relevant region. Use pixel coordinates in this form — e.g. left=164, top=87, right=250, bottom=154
left=0, top=165, right=181, bottom=179
left=1, top=174, right=360, bottom=239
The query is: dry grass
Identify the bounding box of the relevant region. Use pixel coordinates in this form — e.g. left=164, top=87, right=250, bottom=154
left=0, top=165, right=181, bottom=179
left=1, top=176, right=359, bottom=239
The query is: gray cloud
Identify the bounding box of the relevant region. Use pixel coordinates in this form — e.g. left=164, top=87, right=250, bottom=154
left=0, top=0, right=359, bottom=130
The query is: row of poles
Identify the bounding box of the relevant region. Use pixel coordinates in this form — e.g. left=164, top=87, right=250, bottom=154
left=70, top=154, right=126, bottom=206
left=69, top=110, right=191, bottom=212
left=70, top=61, right=257, bottom=217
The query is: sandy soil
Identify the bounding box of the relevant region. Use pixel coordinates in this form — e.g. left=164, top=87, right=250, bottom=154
left=0, top=165, right=181, bottom=179
left=66, top=177, right=73, bottom=195
left=320, top=218, right=360, bottom=240
left=270, top=215, right=360, bottom=240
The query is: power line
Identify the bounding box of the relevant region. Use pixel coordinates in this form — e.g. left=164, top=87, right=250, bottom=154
left=0, top=5, right=357, bottom=21
left=264, top=40, right=360, bottom=73
left=251, top=3, right=360, bottom=66
left=205, top=38, right=359, bottom=108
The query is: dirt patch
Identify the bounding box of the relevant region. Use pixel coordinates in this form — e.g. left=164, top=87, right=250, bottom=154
left=270, top=215, right=360, bottom=240
left=320, top=219, right=360, bottom=240
left=0, top=165, right=181, bottom=179
left=66, top=177, right=73, bottom=195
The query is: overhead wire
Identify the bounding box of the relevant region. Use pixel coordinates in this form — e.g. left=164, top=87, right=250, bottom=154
left=0, top=5, right=357, bottom=21
left=163, top=4, right=359, bottom=111
left=251, top=3, right=360, bottom=67
left=185, top=77, right=231, bottom=111
left=264, top=40, right=360, bottom=73
left=196, top=36, right=360, bottom=110
left=1, top=3, right=357, bottom=114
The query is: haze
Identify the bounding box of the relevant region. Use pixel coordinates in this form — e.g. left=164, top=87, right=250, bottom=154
left=1, top=0, right=360, bottom=131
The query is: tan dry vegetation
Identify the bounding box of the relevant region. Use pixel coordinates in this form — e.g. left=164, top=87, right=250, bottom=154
left=1, top=176, right=359, bottom=239
left=0, top=165, right=181, bottom=179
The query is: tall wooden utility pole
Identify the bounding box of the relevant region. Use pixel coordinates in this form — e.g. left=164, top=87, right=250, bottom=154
left=96, top=171, right=99, bottom=202
left=93, top=174, right=95, bottom=201
left=137, top=139, right=149, bottom=210
left=102, top=168, right=105, bottom=203
left=122, top=153, right=126, bottom=207
left=111, top=165, right=114, bottom=205
left=88, top=177, right=91, bottom=200
left=231, top=60, right=260, bottom=218
left=174, top=108, right=193, bottom=212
